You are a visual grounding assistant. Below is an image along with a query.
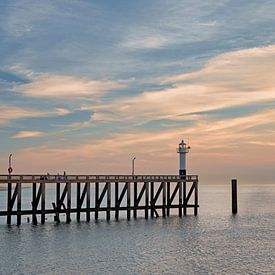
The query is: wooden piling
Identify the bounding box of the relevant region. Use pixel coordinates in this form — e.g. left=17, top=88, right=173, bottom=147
left=77, top=182, right=81, bottom=222
left=232, top=179, right=237, bottom=214
left=7, top=180, right=12, bottom=225
left=194, top=181, right=198, bottom=216
left=86, top=181, right=90, bottom=222
left=183, top=181, right=187, bottom=216
left=145, top=182, right=149, bottom=219
left=17, top=180, right=22, bottom=226
left=32, top=182, right=37, bottom=225
left=41, top=182, right=45, bottom=224
left=95, top=182, right=99, bottom=220
left=115, top=182, right=119, bottom=220
left=107, top=182, right=111, bottom=220
left=127, top=182, right=131, bottom=220
left=162, top=182, right=166, bottom=217
left=178, top=181, right=182, bottom=217
left=167, top=182, right=170, bottom=217
left=150, top=182, right=154, bottom=218
left=133, top=182, right=137, bottom=219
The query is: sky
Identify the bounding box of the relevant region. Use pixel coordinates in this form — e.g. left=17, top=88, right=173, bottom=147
left=0, top=0, right=275, bottom=184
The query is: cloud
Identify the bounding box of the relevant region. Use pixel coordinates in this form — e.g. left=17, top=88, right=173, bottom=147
left=12, top=131, right=45, bottom=139
left=0, top=105, right=71, bottom=125
left=15, top=74, right=125, bottom=99
left=122, top=34, right=169, bottom=49
left=91, top=44, right=275, bottom=123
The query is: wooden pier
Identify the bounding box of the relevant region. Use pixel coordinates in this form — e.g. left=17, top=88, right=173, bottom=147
left=0, top=174, right=199, bottom=225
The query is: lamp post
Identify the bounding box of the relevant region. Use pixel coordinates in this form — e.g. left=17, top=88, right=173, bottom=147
left=8, top=154, right=13, bottom=175
left=132, top=157, right=136, bottom=176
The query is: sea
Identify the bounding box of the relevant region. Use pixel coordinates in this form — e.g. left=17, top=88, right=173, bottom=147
left=0, top=183, right=274, bottom=274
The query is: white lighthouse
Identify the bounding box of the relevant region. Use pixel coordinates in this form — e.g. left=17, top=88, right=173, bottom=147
left=177, top=140, right=190, bottom=176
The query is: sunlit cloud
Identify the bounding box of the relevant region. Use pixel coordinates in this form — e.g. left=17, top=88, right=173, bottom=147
left=12, top=131, right=45, bottom=139
left=0, top=105, right=71, bottom=125
left=16, top=74, right=125, bottom=99
left=91, top=45, right=275, bottom=123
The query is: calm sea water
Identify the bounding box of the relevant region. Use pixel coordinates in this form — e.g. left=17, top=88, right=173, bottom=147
left=0, top=183, right=274, bottom=274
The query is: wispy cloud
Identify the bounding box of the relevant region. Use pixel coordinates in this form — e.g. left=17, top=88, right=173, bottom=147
left=12, top=131, right=45, bottom=139
left=91, top=44, right=275, bottom=123
left=0, top=105, right=71, bottom=125
left=15, top=74, right=125, bottom=99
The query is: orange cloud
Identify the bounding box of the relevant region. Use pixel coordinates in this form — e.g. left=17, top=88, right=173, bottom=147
left=16, top=74, right=125, bottom=99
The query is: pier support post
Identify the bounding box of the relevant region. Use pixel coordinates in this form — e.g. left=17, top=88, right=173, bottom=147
left=7, top=179, right=12, bottom=225
left=41, top=182, right=45, bottom=224
left=167, top=182, right=170, bottom=217
left=179, top=181, right=182, bottom=217
left=17, top=179, right=22, bottom=226
left=77, top=181, right=81, bottom=222
left=32, top=182, right=37, bottom=225
left=133, top=182, right=137, bottom=219
left=127, top=182, right=131, bottom=220
left=86, top=180, right=90, bottom=222
left=232, top=179, right=237, bottom=214
left=194, top=181, right=198, bottom=216
left=183, top=181, right=187, bottom=216
left=95, top=182, right=99, bottom=220
left=145, top=182, right=149, bottom=219
left=107, top=182, right=111, bottom=221
left=162, top=182, right=166, bottom=217
left=66, top=182, right=71, bottom=223
left=115, top=182, right=119, bottom=220
left=150, top=182, right=154, bottom=218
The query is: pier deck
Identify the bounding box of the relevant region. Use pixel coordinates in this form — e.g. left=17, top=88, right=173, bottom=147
left=0, top=174, right=199, bottom=225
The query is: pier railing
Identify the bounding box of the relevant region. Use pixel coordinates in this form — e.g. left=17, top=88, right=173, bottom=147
left=0, top=174, right=199, bottom=225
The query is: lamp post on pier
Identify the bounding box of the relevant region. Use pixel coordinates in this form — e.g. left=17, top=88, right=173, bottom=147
left=8, top=154, right=13, bottom=175
left=132, top=157, right=136, bottom=176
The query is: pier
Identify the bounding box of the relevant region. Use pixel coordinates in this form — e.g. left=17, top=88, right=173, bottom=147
left=0, top=174, right=199, bottom=225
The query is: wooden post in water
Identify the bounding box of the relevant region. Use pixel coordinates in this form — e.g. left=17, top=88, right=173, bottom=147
left=167, top=182, right=170, bottom=217
left=162, top=182, right=166, bottom=217
left=183, top=181, right=187, bottom=216
left=7, top=179, right=12, bottom=225
left=194, top=181, right=198, bottom=216
left=115, top=182, right=119, bottom=220
left=145, top=182, right=149, bottom=219
left=86, top=181, right=90, bottom=222
left=133, top=182, right=137, bottom=219
left=127, top=182, right=131, bottom=220
left=232, top=179, right=237, bottom=214
left=17, top=180, right=22, bottom=226
left=77, top=181, right=81, bottom=222
left=150, top=182, right=154, bottom=218
left=107, top=182, right=111, bottom=221
left=41, top=182, right=46, bottom=224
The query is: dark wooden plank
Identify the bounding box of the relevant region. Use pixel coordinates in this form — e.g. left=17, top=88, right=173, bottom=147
left=41, top=182, right=45, bottom=224
left=145, top=182, right=149, bottom=219
left=179, top=181, right=182, bottom=217
left=127, top=182, right=130, bottom=220
left=133, top=182, right=137, bottom=218
left=77, top=182, right=81, bottom=222
left=32, top=182, right=38, bottom=225
left=107, top=182, right=111, bottom=221
left=162, top=182, right=166, bottom=217
left=183, top=181, right=187, bottom=216
left=17, top=181, right=22, bottom=225
left=115, top=182, right=119, bottom=220
left=95, top=182, right=99, bottom=220
left=86, top=181, right=90, bottom=222
left=66, top=182, right=71, bottom=223
left=170, top=183, right=179, bottom=204
left=167, top=182, right=170, bottom=217
left=150, top=182, right=154, bottom=218
left=7, top=181, right=12, bottom=225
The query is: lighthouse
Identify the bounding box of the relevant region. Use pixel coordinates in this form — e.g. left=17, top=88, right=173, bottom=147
left=177, top=140, right=190, bottom=176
